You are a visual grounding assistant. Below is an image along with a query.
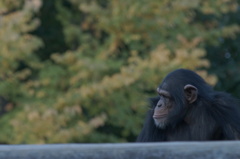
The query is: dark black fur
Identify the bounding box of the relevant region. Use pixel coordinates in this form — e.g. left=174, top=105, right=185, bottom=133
left=137, top=69, right=240, bottom=142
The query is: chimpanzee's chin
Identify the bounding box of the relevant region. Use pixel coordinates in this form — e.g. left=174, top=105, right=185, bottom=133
left=154, top=119, right=167, bottom=129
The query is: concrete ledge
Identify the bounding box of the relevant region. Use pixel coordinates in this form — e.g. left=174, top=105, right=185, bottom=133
left=0, top=141, right=240, bottom=159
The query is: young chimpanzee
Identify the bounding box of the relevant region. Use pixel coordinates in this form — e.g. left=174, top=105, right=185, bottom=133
left=137, top=69, right=240, bottom=142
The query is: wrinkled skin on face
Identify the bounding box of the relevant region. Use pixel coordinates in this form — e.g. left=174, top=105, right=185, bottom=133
left=153, top=85, right=198, bottom=129
left=153, top=88, right=172, bottom=129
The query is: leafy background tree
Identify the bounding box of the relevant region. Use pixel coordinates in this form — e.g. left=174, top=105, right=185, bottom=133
left=0, top=0, right=239, bottom=144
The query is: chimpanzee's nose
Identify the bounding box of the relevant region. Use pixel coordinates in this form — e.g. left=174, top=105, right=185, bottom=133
left=157, top=103, right=162, bottom=107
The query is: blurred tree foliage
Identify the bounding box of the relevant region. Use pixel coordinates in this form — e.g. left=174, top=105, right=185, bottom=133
left=0, top=0, right=239, bottom=144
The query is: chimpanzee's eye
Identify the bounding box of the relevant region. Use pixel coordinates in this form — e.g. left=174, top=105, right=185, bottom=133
left=159, top=93, right=167, bottom=98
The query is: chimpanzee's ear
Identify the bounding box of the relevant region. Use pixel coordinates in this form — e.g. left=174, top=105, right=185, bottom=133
left=184, top=84, right=198, bottom=104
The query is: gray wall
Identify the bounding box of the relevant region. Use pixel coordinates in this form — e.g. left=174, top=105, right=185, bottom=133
left=0, top=141, right=240, bottom=159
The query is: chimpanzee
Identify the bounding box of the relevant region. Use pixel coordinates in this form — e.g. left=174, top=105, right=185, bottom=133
left=137, top=69, right=240, bottom=142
